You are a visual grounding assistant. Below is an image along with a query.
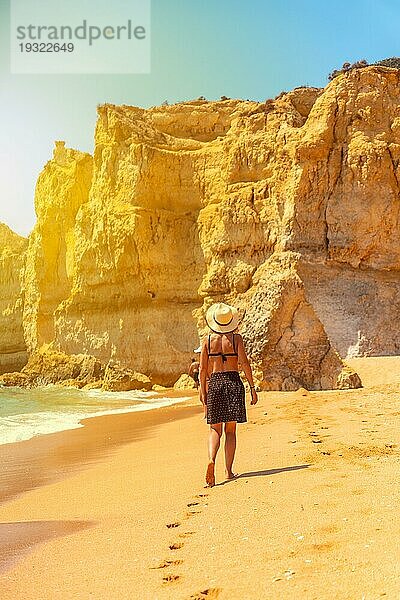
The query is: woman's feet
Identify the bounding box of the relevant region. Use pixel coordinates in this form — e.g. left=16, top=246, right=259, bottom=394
left=204, top=463, right=239, bottom=487
left=205, top=461, right=215, bottom=487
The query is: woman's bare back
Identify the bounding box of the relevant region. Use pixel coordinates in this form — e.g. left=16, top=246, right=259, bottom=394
left=205, top=332, right=240, bottom=375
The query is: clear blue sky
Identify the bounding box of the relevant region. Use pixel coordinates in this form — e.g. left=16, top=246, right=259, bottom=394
left=0, top=0, right=398, bottom=236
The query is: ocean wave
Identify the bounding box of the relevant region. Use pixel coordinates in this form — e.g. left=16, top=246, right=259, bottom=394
left=0, top=395, right=192, bottom=446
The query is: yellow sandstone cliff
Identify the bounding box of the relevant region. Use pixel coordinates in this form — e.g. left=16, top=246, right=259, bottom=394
left=23, top=141, right=93, bottom=354
left=3, top=65, right=400, bottom=389
left=0, top=223, right=28, bottom=374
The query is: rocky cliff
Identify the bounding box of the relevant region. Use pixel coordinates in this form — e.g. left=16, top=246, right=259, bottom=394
left=23, top=141, right=93, bottom=354
left=0, top=223, right=28, bottom=374
left=4, top=65, right=400, bottom=389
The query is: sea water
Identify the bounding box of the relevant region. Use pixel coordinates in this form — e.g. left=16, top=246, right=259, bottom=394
left=0, top=385, right=191, bottom=446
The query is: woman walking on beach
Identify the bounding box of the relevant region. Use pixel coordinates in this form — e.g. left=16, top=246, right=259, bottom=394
left=199, top=302, right=259, bottom=487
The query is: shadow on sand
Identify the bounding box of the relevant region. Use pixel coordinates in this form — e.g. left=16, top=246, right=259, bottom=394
left=216, top=463, right=311, bottom=486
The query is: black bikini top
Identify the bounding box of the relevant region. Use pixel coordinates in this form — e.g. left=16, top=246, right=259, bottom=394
left=207, top=333, right=238, bottom=363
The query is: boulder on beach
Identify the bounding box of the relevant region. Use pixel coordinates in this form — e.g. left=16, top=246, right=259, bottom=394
left=173, top=374, right=197, bottom=390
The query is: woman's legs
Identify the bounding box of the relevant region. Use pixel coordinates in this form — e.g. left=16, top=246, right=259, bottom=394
left=224, top=421, right=237, bottom=478
left=205, top=423, right=222, bottom=486
left=208, top=422, right=222, bottom=462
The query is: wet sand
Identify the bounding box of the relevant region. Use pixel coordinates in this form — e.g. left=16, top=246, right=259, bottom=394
left=0, top=358, right=400, bottom=599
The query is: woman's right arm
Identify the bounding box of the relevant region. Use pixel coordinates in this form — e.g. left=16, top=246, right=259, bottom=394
left=199, top=339, right=209, bottom=406
left=236, top=334, right=258, bottom=405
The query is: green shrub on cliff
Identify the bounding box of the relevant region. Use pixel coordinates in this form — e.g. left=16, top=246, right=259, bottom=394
left=328, top=59, right=369, bottom=81
left=328, top=57, right=400, bottom=81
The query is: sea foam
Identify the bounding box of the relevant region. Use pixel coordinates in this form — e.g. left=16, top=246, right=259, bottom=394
left=0, top=385, right=192, bottom=446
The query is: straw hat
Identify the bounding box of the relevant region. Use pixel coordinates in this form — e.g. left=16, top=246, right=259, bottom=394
left=205, top=302, right=240, bottom=334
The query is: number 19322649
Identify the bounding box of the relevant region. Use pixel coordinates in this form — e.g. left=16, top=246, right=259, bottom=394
left=19, top=43, right=74, bottom=52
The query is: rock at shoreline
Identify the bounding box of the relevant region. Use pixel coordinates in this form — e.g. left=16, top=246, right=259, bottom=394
left=173, top=374, right=197, bottom=390
left=152, top=384, right=169, bottom=391
left=0, top=347, right=151, bottom=392
left=0, top=371, right=30, bottom=387
left=101, top=359, right=152, bottom=392
left=336, top=366, right=363, bottom=390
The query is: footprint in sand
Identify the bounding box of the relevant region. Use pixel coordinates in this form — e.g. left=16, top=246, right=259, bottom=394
left=166, top=521, right=181, bottom=528
left=179, top=531, right=196, bottom=538
left=162, top=573, right=181, bottom=584
left=150, top=559, right=183, bottom=569
left=184, top=510, right=202, bottom=518
left=351, top=488, right=365, bottom=495
left=169, top=542, right=184, bottom=550
left=189, top=588, right=222, bottom=599
left=179, top=495, right=209, bottom=522
left=311, top=541, right=335, bottom=552
left=185, top=502, right=205, bottom=516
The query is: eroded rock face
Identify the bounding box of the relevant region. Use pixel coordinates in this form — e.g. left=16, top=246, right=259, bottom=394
left=23, top=141, right=93, bottom=354
left=0, top=346, right=152, bottom=391
left=0, top=223, right=28, bottom=374
left=297, top=259, right=400, bottom=358
left=4, top=66, right=400, bottom=389
left=0, top=345, right=104, bottom=388
left=287, top=68, right=400, bottom=269
left=229, top=252, right=359, bottom=391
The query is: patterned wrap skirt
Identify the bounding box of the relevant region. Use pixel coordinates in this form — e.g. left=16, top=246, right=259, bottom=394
left=206, top=371, right=247, bottom=425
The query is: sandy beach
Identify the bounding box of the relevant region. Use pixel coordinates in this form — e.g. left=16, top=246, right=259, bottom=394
left=0, top=357, right=400, bottom=599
